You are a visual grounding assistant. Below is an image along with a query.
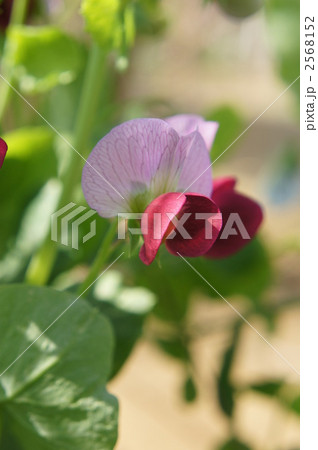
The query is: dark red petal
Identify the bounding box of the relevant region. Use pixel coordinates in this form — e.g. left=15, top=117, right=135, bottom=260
left=139, top=192, right=187, bottom=265
left=165, top=193, right=222, bottom=257
left=206, top=177, right=263, bottom=259
left=212, top=176, right=237, bottom=194
left=0, top=137, right=8, bottom=169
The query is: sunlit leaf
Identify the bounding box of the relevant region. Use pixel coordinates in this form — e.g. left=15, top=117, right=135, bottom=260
left=0, top=284, right=118, bottom=449
left=81, top=0, right=135, bottom=51
left=92, top=271, right=156, bottom=378
left=0, top=127, right=57, bottom=257
left=4, top=25, right=85, bottom=93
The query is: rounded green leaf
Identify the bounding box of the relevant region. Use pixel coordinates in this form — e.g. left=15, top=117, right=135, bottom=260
left=4, top=26, right=85, bottom=93
left=0, top=284, right=118, bottom=450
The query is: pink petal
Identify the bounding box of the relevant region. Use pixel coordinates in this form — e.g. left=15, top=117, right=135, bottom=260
left=82, top=118, right=213, bottom=217
left=0, top=137, right=8, bottom=169
left=166, top=193, right=222, bottom=257
left=82, top=119, right=180, bottom=217
left=205, top=177, right=263, bottom=259
left=165, top=114, right=219, bottom=151
left=176, top=131, right=213, bottom=197
left=139, top=192, right=186, bottom=265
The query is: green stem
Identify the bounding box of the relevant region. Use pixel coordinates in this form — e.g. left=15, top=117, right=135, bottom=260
left=77, top=219, right=119, bottom=294
left=25, top=44, right=106, bottom=285
left=0, top=0, right=29, bottom=122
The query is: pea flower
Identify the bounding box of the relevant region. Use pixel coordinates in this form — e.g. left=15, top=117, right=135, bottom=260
left=82, top=115, right=263, bottom=265
left=0, top=137, right=8, bottom=169
left=82, top=117, right=222, bottom=264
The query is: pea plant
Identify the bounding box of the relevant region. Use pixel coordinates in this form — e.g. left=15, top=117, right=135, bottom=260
left=0, top=1, right=299, bottom=449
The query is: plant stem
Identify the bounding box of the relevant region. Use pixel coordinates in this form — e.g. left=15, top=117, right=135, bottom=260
left=0, top=0, right=29, bottom=122
left=25, top=44, right=106, bottom=285
left=77, top=219, right=119, bottom=294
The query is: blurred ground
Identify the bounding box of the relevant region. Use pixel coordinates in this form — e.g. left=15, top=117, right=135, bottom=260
left=110, top=1, right=299, bottom=449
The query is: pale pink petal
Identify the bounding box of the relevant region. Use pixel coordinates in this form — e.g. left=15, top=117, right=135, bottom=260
left=82, top=119, right=180, bottom=217
left=165, top=114, right=219, bottom=151
left=176, top=131, right=213, bottom=197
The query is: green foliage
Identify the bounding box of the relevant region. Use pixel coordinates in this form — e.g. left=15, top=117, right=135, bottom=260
left=183, top=375, right=197, bottom=403
left=266, top=0, right=300, bottom=90
left=0, top=180, right=61, bottom=282
left=91, top=270, right=156, bottom=377
left=81, top=0, right=135, bottom=51
left=217, top=324, right=241, bottom=417
left=206, top=105, right=245, bottom=162
left=249, top=380, right=284, bottom=396
left=216, top=0, right=264, bottom=18
left=0, top=284, right=118, bottom=449
left=4, top=25, right=85, bottom=93
left=0, top=127, right=57, bottom=257
left=219, top=438, right=251, bottom=450
left=134, top=0, right=166, bottom=35
left=156, top=337, right=190, bottom=362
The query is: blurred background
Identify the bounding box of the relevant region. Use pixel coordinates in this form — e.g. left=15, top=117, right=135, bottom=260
left=0, top=0, right=299, bottom=449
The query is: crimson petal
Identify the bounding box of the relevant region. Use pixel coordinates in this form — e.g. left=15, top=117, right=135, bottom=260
left=166, top=193, right=222, bottom=257
left=206, top=177, right=263, bottom=259
left=0, top=138, right=8, bottom=169
left=139, top=193, right=186, bottom=265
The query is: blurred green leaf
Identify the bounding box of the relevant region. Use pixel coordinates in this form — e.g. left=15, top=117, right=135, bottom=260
left=134, top=0, right=166, bottom=35
left=124, top=238, right=271, bottom=325
left=207, top=105, right=244, bottom=162
left=4, top=25, right=85, bottom=93
left=0, top=180, right=61, bottom=282
left=81, top=0, right=135, bottom=51
left=188, top=238, right=271, bottom=300
left=0, top=284, right=118, bottom=449
left=266, top=0, right=300, bottom=91
left=91, top=271, right=156, bottom=378
left=183, top=375, right=197, bottom=403
left=216, top=0, right=264, bottom=18
left=290, top=394, right=300, bottom=415
left=157, top=337, right=190, bottom=362
left=0, top=127, right=57, bottom=257
left=217, top=323, right=241, bottom=417
left=249, top=380, right=284, bottom=396
left=219, top=438, right=251, bottom=450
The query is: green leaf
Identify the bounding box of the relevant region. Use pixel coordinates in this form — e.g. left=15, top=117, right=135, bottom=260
left=0, top=284, right=118, bottom=450
left=219, top=438, right=251, bottom=450
left=183, top=376, right=197, bottom=403
left=0, top=127, right=57, bottom=257
left=0, top=180, right=61, bottom=282
left=265, top=0, right=300, bottom=90
left=217, top=324, right=241, bottom=417
left=249, top=380, right=284, bottom=396
left=4, top=26, right=85, bottom=93
left=157, top=337, right=190, bottom=362
left=206, top=105, right=244, bottom=162
left=92, top=271, right=156, bottom=378
left=81, top=0, right=135, bottom=51
left=216, top=0, right=264, bottom=18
